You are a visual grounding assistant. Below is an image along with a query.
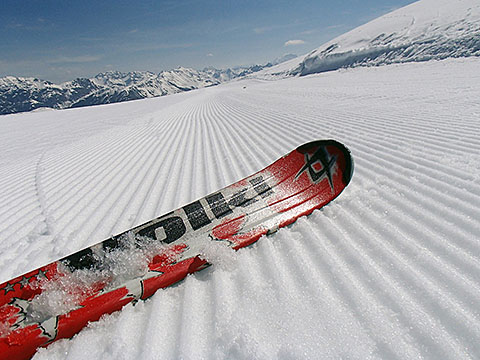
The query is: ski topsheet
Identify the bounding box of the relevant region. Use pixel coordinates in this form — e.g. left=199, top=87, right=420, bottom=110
left=0, top=140, right=353, bottom=359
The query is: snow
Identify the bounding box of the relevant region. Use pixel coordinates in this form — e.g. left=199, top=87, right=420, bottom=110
left=0, top=57, right=479, bottom=359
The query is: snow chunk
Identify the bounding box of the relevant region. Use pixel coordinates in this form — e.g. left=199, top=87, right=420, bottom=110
left=197, top=236, right=238, bottom=272
left=27, top=232, right=167, bottom=324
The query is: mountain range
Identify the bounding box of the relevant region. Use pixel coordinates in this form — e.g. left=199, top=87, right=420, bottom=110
left=0, top=54, right=296, bottom=116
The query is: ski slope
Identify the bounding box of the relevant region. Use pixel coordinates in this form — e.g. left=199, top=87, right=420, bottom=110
left=1, top=57, right=480, bottom=359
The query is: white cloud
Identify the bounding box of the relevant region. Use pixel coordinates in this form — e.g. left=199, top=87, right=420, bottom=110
left=207, top=53, right=214, bottom=57
left=284, top=39, right=306, bottom=47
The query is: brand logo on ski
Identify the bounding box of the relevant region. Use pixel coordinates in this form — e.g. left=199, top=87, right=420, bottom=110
left=295, top=146, right=336, bottom=191
left=60, top=175, right=274, bottom=272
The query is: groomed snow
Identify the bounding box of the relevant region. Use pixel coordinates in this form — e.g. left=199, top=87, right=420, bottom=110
left=1, top=56, right=479, bottom=359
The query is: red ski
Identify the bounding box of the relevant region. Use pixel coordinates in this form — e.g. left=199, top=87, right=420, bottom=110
left=0, top=140, right=353, bottom=359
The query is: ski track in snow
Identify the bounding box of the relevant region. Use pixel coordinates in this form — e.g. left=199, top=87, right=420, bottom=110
left=1, top=58, right=480, bottom=359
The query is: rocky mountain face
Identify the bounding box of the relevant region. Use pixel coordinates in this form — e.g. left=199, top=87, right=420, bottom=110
left=0, top=59, right=294, bottom=115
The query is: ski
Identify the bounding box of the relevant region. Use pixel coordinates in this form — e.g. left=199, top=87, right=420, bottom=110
left=0, top=139, right=353, bottom=360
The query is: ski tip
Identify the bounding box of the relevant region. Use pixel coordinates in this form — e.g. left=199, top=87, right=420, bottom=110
left=296, top=139, right=354, bottom=187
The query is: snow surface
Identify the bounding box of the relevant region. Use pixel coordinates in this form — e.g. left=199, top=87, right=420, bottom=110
left=1, top=57, right=479, bottom=359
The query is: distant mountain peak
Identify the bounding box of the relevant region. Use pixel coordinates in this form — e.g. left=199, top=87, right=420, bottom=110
left=0, top=61, right=277, bottom=115
left=270, top=53, right=297, bottom=66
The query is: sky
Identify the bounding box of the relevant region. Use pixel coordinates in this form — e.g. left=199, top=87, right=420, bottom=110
left=0, top=0, right=417, bottom=83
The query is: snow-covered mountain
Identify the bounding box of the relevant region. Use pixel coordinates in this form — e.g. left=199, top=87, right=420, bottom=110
left=0, top=68, right=215, bottom=115
left=259, top=0, right=480, bottom=77
left=0, top=61, right=289, bottom=115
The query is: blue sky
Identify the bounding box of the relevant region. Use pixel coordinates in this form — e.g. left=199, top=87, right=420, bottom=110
left=0, top=0, right=417, bottom=83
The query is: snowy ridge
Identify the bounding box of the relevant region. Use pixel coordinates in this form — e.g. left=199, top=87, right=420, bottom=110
left=0, top=68, right=219, bottom=115
left=258, top=0, right=480, bottom=78
left=0, top=57, right=479, bottom=359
